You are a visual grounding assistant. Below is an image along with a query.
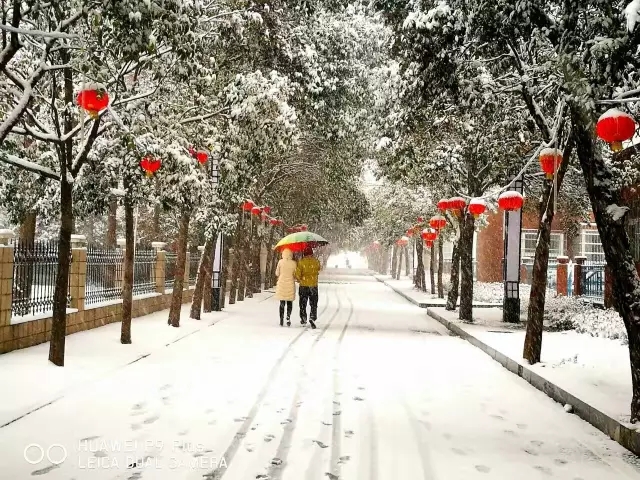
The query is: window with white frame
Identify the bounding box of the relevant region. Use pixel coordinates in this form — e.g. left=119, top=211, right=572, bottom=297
left=581, top=229, right=605, bottom=263
left=521, top=230, right=563, bottom=261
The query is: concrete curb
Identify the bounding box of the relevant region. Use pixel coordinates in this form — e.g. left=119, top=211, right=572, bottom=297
left=425, top=308, right=640, bottom=456
left=376, top=274, right=640, bottom=456
left=373, top=275, right=502, bottom=309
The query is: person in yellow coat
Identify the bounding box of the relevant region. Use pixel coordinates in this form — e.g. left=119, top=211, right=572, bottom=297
left=275, top=248, right=297, bottom=327
left=295, top=246, right=321, bottom=329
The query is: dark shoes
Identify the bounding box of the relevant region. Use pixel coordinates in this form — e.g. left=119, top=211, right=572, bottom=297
left=309, top=319, right=316, bottom=329
left=300, top=318, right=307, bottom=325
left=287, top=317, right=291, bottom=327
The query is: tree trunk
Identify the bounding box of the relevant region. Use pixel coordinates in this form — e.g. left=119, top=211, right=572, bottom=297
left=220, top=235, right=231, bottom=309
left=415, top=240, right=426, bottom=291
left=251, top=222, right=262, bottom=293
left=523, top=138, right=574, bottom=362
left=106, top=200, right=117, bottom=247
left=430, top=245, right=436, bottom=294
left=571, top=107, right=640, bottom=422
left=390, top=245, right=398, bottom=278
left=459, top=213, right=475, bottom=322
left=404, top=245, right=410, bottom=277
left=381, top=247, right=389, bottom=275
left=190, top=235, right=215, bottom=320
left=264, top=226, right=275, bottom=289
left=228, top=217, right=244, bottom=304
left=121, top=194, right=134, bottom=344
left=446, top=241, right=461, bottom=311
left=49, top=173, right=72, bottom=366
left=202, top=233, right=214, bottom=313
left=395, top=247, right=403, bottom=280
left=168, top=213, right=190, bottom=327
left=437, top=237, right=444, bottom=298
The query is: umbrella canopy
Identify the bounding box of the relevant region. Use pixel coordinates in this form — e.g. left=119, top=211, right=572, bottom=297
left=274, top=231, right=329, bottom=252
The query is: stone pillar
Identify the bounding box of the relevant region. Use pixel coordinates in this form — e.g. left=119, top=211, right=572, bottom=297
left=184, top=250, right=191, bottom=290
left=152, top=242, right=166, bottom=294
left=556, top=256, right=569, bottom=296
left=573, top=256, right=586, bottom=297
left=0, top=229, right=15, bottom=327
left=69, top=234, right=87, bottom=311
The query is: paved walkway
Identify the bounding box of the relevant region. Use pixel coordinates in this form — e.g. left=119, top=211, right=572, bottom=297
left=0, top=271, right=638, bottom=479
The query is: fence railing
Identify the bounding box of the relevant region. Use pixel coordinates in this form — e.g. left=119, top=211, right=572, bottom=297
left=165, top=252, right=178, bottom=289
left=85, top=245, right=124, bottom=306
left=12, top=240, right=70, bottom=317
left=581, top=262, right=605, bottom=300
left=133, top=247, right=157, bottom=296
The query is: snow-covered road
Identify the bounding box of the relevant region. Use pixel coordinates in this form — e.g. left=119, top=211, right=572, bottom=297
left=1, top=270, right=639, bottom=479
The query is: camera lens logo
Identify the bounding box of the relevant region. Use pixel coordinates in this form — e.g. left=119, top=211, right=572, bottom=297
left=24, top=444, right=67, bottom=465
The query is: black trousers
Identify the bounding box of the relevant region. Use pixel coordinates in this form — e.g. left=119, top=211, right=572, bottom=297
left=279, top=301, right=292, bottom=320
left=299, top=286, right=319, bottom=321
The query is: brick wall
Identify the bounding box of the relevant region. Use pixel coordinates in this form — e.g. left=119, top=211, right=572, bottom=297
left=0, top=288, right=194, bottom=354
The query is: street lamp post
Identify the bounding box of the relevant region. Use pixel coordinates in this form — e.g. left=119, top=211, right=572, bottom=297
left=503, top=174, right=524, bottom=323
left=210, top=155, right=223, bottom=311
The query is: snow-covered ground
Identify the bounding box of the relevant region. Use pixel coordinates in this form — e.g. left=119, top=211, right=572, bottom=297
left=0, top=273, right=638, bottom=479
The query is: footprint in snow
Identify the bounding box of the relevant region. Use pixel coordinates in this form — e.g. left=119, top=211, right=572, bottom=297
left=339, top=456, right=351, bottom=463
left=143, top=415, right=159, bottom=425
left=271, top=458, right=283, bottom=466
left=31, top=464, right=60, bottom=475
left=344, top=430, right=354, bottom=438
left=333, top=411, right=342, bottom=416
left=281, top=418, right=292, bottom=425
left=531, top=440, right=544, bottom=447
left=128, top=473, right=142, bottom=480
left=451, top=448, right=466, bottom=456
left=517, top=423, right=528, bottom=430
left=132, top=402, right=146, bottom=410
left=256, top=475, right=270, bottom=479
left=234, top=418, right=244, bottom=423
left=554, top=459, right=568, bottom=465
left=523, top=448, right=538, bottom=456
left=333, top=401, right=341, bottom=406
left=504, top=430, right=517, bottom=436
left=161, top=396, right=171, bottom=405
left=490, top=414, right=504, bottom=420
left=533, top=466, right=553, bottom=476
left=325, top=473, right=339, bottom=480
left=358, top=386, right=365, bottom=390
left=322, top=421, right=332, bottom=426
left=353, top=396, right=364, bottom=401
left=313, top=440, right=329, bottom=449
left=475, top=465, right=491, bottom=473
left=245, top=444, right=255, bottom=452
left=264, top=434, right=275, bottom=443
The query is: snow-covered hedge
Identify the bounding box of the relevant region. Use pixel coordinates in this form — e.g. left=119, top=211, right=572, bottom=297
left=472, top=282, right=627, bottom=343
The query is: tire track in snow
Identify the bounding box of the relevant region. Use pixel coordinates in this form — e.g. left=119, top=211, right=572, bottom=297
left=327, top=293, right=354, bottom=480
left=267, top=288, right=343, bottom=480
left=204, top=286, right=337, bottom=480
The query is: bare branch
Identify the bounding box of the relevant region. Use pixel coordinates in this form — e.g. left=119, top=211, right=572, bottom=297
left=179, top=106, right=229, bottom=125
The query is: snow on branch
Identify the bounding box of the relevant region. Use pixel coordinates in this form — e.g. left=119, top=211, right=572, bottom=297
left=0, top=23, right=79, bottom=39
left=626, top=0, right=640, bottom=32
left=179, top=106, right=229, bottom=125
left=0, top=152, right=59, bottom=180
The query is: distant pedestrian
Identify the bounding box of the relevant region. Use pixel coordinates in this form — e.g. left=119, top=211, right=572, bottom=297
left=296, top=246, right=321, bottom=329
left=275, top=248, right=297, bottom=327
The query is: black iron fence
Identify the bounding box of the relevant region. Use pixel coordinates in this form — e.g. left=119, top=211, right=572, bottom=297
left=85, top=245, right=124, bottom=306
left=12, top=240, right=70, bottom=317
left=133, top=247, right=156, bottom=296
left=581, top=261, right=605, bottom=300
left=165, top=252, right=178, bottom=289
left=189, top=251, right=201, bottom=286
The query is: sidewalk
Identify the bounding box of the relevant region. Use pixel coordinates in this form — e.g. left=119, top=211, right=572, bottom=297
left=379, top=278, right=640, bottom=456
left=374, top=275, right=503, bottom=308
left=0, top=291, right=271, bottom=429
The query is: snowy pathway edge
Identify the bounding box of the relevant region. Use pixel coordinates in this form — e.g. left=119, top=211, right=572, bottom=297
left=424, top=308, right=640, bottom=457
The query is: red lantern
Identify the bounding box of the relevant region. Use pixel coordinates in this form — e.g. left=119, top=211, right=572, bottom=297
left=286, top=227, right=295, bottom=233
left=139, top=156, right=161, bottom=177
left=196, top=150, right=208, bottom=164
left=448, top=197, right=466, bottom=211
left=269, top=218, right=279, bottom=226
left=76, top=86, right=109, bottom=119
left=429, top=215, right=447, bottom=230
left=251, top=206, right=262, bottom=216
left=263, top=206, right=272, bottom=214
left=421, top=228, right=437, bottom=241
left=498, top=191, right=524, bottom=211
left=596, top=108, right=636, bottom=152
left=425, top=240, right=434, bottom=248
left=539, top=148, right=562, bottom=179
left=300, top=224, right=308, bottom=231
left=406, top=228, right=414, bottom=237
left=437, top=199, right=450, bottom=212
left=468, top=198, right=486, bottom=218
left=242, top=200, right=255, bottom=211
